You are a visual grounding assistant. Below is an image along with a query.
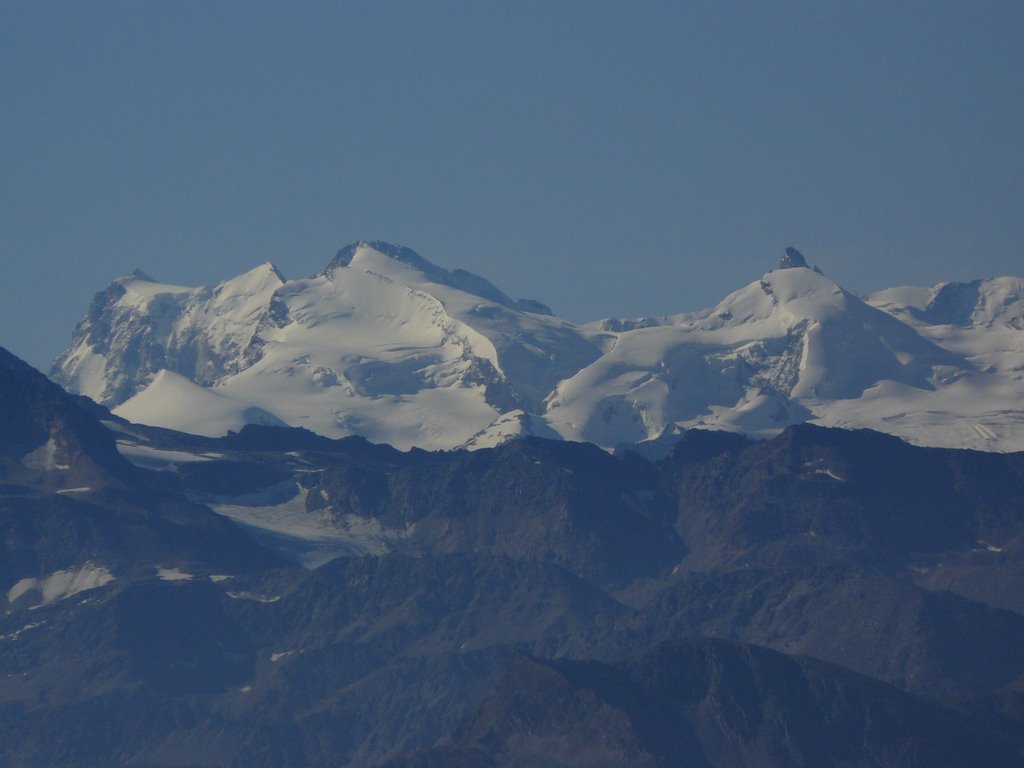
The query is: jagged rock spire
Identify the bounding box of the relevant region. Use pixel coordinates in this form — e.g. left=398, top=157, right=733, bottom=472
left=779, top=247, right=808, bottom=269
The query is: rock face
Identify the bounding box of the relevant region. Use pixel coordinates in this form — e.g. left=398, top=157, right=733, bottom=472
left=51, top=243, right=1024, bottom=452
left=0, top=345, right=134, bottom=488
left=778, top=245, right=808, bottom=268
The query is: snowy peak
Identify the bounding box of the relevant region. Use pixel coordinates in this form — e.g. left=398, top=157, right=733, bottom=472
left=126, top=267, right=155, bottom=282
left=324, top=240, right=432, bottom=276
left=461, top=409, right=565, bottom=450
left=727, top=264, right=847, bottom=325
left=51, top=262, right=287, bottom=406
left=324, top=241, right=553, bottom=315
left=241, top=264, right=285, bottom=290
left=676, top=261, right=854, bottom=340
left=867, top=275, right=1024, bottom=386
left=762, top=265, right=839, bottom=307
left=546, top=250, right=977, bottom=449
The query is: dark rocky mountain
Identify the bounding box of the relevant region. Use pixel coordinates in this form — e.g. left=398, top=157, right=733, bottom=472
left=616, top=565, right=1024, bottom=699
left=0, top=345, right=286, bottom=605
left=384, top=639, right=1024, bottom=768
left=663, top=424, right=1024, bottom=609
left=307, top=438, right=683, bottom=588
left=3, top=347, right=1024, bottom=766
left=0, top=346, right=134, bottom=489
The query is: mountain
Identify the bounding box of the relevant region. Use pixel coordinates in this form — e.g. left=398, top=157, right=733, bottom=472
left=1, top=345, right=136, bottom=490
left=550, top=252, right=969, bottom=446
left=0, top=345, right=286, bottom=610
left=51, top=263, right=288, bottom=406
left=51, top=243, right=1024, bottom=452
left=384, top=639, right=1024, bottom=768
left=6, top=347, right=1024, bottom=767
left=863, top=277, right=1024, bottom=446
left=660, top=423, right=1024, bottom=611
left=618, top=565, right=1024, bottom=700
left=51, top=242, right=603, bottom=450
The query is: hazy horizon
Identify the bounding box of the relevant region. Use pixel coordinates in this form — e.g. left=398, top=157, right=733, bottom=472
left=3, top=1, right=1021, bottom=370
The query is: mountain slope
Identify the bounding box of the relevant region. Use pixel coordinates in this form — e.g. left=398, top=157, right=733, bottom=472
left=0, top=348, right=286, bottom=610
left=7, top=342, right=1024, bottom=768
left=660, top=423, right=1024, bottom=612
left=1, top=345, right=136, bottom=489
left=863, top=277, right=1024, bottom=449
left=385, top=639, right=1024, bottom=768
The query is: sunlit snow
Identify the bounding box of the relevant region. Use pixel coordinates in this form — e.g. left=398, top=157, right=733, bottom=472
left=156, top=567, right=194, bottom=582
left=53, top=245, right=1024, bottom=453
left=207, top=480, right=412, bottom=568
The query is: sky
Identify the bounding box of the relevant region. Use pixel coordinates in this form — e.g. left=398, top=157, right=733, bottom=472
left=2, top=1, right=1022, bottom=371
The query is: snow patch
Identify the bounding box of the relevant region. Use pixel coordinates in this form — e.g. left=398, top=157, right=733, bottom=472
left=156, top=567, right=194, bottom=582
left=813, top=468, right=844, bottom=481
left=461, top=409, right=565, bottom=449
left=21, top=438, right=71, bottom=472
left=976, top=540, right=1005, bottom=553
left=226, top=591, right=280, bottom=603
left=207, top=482, right=410, bottom=568
left=7, top=563, right=115, bottom=607
left=117, top=441, right=220, bottom=470
left=0, top=621, right=46, bottom=642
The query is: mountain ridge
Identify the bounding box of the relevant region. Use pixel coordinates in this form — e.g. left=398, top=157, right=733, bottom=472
left=50, top=242, right=1024, bottom=452
left=5, top=345, right=1024, bottom=767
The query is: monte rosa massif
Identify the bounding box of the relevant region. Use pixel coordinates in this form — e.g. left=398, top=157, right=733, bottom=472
left=52, top=242, right=1024, bottom=452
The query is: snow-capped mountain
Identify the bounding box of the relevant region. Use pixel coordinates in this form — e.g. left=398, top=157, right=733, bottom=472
left=547, top=251, right=969, bottom=446
left=51, top=243, right=1024, bottom=452
left=52, top=242, right=604, bottom=450
left=52, top=262, right=288, bottom=406
left=545, top=250, right=1024, bottom=452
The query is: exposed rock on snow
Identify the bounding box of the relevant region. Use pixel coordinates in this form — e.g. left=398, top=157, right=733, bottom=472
left=778, top=246, right=808, bottom=269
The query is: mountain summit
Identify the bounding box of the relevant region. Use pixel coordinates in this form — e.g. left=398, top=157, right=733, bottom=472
left=778, top=246, right=808, bottom=269
left=51, top=244, right=1024, bottom=452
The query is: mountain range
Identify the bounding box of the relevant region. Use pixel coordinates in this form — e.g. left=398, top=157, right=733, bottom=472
left=50, top=242, right=1024, bottom=452
left=3, top=342, right=1024, bottom=766
left=5, top=243, right=1024, bottom=766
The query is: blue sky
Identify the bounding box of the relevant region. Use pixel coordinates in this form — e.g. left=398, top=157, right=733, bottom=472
left=2, top=1, right=1022, bottom=370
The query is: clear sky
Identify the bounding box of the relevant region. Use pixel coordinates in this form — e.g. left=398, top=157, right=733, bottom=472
left=2, top=1, right=1022, bottom=371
